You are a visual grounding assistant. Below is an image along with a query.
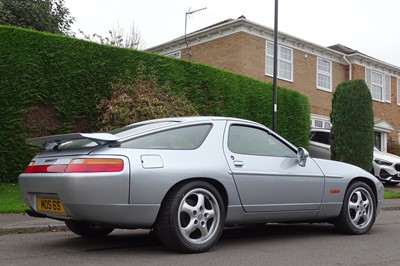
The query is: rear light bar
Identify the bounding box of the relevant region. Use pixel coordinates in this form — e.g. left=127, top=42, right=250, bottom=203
left=66, top=158, right=124, bottom=172
left=23, top=158, right=124, bottom=173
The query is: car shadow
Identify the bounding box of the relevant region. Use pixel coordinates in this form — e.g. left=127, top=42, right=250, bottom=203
left=45, top=223, right=338, bottom=254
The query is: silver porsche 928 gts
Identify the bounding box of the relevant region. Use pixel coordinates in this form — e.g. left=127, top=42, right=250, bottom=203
left=19, top=116, right=384, bottom=253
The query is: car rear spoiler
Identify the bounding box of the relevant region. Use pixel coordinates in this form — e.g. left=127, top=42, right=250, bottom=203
left=26, top=133, right=119, bottom=151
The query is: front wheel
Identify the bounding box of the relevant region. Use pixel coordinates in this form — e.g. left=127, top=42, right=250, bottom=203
left=155, top=181, right=226, bottom=253
left=334, top=181, right=376, bottom=235
left=65, top=220, right=114, bottom=238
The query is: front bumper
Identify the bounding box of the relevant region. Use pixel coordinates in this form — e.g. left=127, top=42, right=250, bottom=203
left=376, top=169, right=400, bottom=183
left=372, top=163, right=400, bottom=183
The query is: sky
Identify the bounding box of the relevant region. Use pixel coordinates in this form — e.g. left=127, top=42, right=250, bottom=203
left=65, top=0, right=400, bottom=67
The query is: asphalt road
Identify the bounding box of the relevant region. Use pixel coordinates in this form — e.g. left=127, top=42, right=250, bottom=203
left=1, top=210, right=399, bottom=266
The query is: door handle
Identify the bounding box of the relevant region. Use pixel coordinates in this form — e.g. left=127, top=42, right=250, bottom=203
left=233, top=160, right=244, bottom=167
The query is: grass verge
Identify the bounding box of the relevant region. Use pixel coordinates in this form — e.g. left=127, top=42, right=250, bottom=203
left=384, top=189, right=400, bottom=199
left=0, top=183, right=27, bottom=213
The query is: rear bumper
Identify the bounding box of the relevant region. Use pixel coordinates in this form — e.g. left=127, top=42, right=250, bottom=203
left=23, top=201, right=160, bottom=229
left=18, top=173, right=160, bottom=229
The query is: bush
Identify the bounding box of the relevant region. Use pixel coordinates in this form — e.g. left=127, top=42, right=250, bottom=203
left=98, top=63, right=198, bottom=130
left=330, top=80, right=374, bottom=171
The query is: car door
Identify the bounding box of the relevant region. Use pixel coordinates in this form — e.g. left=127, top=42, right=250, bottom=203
left=224, top=122, right=325, bottom=213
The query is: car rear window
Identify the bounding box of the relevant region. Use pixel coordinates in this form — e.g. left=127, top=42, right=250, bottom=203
left=112, top=122, right=178, bottom=138
left=120, top=124, right=212, bottom=150
left=58, top=122, right=178, bottom=150
left=310, top=131, right=330, bottom=145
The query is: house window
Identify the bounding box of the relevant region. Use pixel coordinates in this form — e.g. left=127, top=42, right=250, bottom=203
left=311, top=115, right=331, bottom=129
left=312, top=119, right=331, bottom=129
left=317, top=58, right=332, bottom=91
left=324, top=122, right=331, bottom=129
left=365, top=69, right=391, bottom=102
left=265, top=41, right=293, bottom=81
left=314, top=120, right=323, bottom=128
left=371, top=71, right=383, bottom=101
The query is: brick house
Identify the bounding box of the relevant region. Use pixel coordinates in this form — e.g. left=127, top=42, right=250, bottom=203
left=148, top=16, right=400, bottom=152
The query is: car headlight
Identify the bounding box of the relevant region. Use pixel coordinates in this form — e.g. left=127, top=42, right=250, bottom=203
left=374, top=159, right=392, bottom=166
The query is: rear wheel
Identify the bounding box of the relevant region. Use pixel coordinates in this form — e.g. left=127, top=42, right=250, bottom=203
left=155, top=181, right=225, bottom=253
left=65, top=220, right=114, bottom=238
left=334, top=181, right=376, bottom=235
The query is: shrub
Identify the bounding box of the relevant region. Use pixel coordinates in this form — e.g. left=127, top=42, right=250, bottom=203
left=98, top=64, right=198, bottom=130
left=330, top=80, right=374, bottom=171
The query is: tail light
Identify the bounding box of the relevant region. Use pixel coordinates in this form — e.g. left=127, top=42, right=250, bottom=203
left=24, top=161, right=68, bottom=173
left=23, top=158, right=124, bottom=173
left=65, top=158, right=124, bottom=172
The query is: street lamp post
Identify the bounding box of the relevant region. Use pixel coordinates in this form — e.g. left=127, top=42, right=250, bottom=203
left=272, top=0, right=278, bottom=132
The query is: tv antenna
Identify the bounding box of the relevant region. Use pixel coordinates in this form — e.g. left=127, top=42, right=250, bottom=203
left=184, top=7, right=207, bottom=58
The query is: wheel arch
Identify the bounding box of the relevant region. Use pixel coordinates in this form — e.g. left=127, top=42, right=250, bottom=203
left=154, top=177, right=229, bottom=225
left=347, top=176, right=379, bottom=206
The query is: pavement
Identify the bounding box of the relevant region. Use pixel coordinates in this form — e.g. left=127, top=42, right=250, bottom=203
left=1, top=199, right=400, bottom=236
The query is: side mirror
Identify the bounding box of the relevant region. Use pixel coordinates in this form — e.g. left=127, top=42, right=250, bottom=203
left=297, top=147, right=309, bottom=167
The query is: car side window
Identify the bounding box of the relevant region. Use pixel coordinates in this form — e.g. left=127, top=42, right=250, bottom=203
left=120, top=124, right=212, bottom=150
left=310, top=131, right=330, bottom=145
left=228, top=125, right=296, bottom=157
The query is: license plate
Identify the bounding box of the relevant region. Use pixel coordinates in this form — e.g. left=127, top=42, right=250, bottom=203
left=37, top=197, right=65, bottom=213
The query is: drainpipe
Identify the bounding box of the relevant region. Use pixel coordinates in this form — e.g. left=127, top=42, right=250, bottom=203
left=343, top=55, right=352, bottom=80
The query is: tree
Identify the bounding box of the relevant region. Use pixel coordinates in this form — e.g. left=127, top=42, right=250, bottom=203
left=330, top=80, right=374, bottom=171
left=0, top=0, right=74, bottom=35
left=79, top=22, right=146, bottom=50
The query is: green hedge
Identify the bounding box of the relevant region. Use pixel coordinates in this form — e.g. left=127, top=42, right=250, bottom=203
left=331, top=80, right=374, bottom=171
left=0, top=26, right=310, bottom=182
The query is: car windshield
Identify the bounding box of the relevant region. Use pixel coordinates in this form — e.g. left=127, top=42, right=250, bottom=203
left=58, top=121, right=178, bottom=150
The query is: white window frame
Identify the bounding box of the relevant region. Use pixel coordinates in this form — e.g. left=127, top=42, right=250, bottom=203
left=265, top=41, right=293, bottom=82
left=397, top=78, right=400, bottom=105
left=374, top=131, right=388, bottom=152
left=165, top=51, right=181, bottom=59
left=310, top=114, right=331, bottom=129
left=365, top=69, right=391, bottom=102
left=316, top=58, right=332, bottom=92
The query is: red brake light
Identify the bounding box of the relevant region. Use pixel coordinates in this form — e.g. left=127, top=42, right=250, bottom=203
left=23, top=158, right=124, bottom=173
left=65, top=158, right=124, bottom=172
left=23, top=161, right=67, bottom=173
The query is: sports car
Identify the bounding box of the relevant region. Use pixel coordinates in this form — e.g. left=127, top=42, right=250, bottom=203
left=19, top=116, right=384, bottom=253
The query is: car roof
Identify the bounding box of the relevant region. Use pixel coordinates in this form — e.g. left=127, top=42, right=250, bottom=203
left=310, top=128, right=330, bottom=133
left=123, top=116, right=265, bottom=128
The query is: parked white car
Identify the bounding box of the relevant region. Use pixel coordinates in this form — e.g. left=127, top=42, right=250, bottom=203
left=309, top=128, right=400, bottom=184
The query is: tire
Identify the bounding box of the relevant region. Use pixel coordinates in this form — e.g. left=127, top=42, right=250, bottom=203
left=334, top=181, right=376, bottom=235
left=155, top=181, right=226, bottom=253
left=65, top=220, right=114, bottom=238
